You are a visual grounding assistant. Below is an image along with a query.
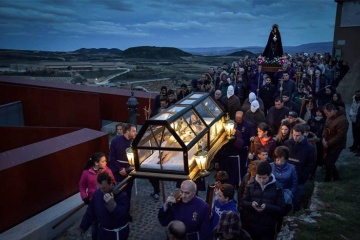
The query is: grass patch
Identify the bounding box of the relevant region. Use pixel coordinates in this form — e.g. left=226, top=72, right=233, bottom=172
left=293, top=153, right=360, bottom=240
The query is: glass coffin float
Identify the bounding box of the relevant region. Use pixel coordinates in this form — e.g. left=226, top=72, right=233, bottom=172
left=131, top=92, right=226, bottom=180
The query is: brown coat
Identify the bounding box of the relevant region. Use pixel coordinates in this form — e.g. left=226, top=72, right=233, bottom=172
left=322, top=107, right=349, bottom=149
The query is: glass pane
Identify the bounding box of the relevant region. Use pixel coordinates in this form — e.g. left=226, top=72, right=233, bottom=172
left=210, top=119, right=224, bottom=144
left=138, top=125, right=164, bottom=147
left=201, top=97, right=222, bottom=118
left=167, top=106, right=185, bottom=113
left=182, top=110, right=206, bottom=137
left=180, top=99, right=196, bottom=105
left=154, top=112, right=175, bottom=120
left=189, top=93, right=204, bottom=99
left=195, top=102, right=214, bottom=126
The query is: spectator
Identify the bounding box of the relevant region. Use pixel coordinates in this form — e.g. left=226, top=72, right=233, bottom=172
left=283, top=124, right=316, bottom=211
left=266, top=97, right=290, bottom=134
left=259, top=75, right=276, bottom=116
left=167, top=89, right=177, bottom=106
left=271, top=146, right=298, bottom=208
left=211, top=184, right=238, bottom=231
left=276, top=71, right=296, bottom=97
left=238, top=160, right=261, bottom=216
left=242, top=161, right=285, bottom=240
left=281, top=111, right=306, bottom=136
left=212, top=90, right=225, bottom=109
left=209, top=171, right=229, bottom=208
left=213, top=210, right=252, bottom=240
left=177, top=84, right=190, bottom=101
left=331, top=92, right=345, bottom=110
left=274, top=121, right=291, bottom=146
left=255, top=147, right=272, bottom=162
left=349, top=90, right=360, bottom=153
left=322, top=103, right=349, bottom=181
left=316, top=85, right=336, bottom=108
left=291, top=83, right=309, bottom=116
left=282, top=91, right=298, bottom=113
left=115, top=123, right=124, bottom=136
left=79, top=152, right=115, bottom=240
left=248, top=122, right=277, bottom=163
left=152, top=86, right=168, bottom=117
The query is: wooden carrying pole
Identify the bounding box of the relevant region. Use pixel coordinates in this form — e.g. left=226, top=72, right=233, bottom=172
left=52, top=178, right=130, bottom=229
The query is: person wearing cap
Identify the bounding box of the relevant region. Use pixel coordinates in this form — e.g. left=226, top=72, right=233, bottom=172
left=291, top=83, right=309, bottom=117
left=242, top=161, right=285, bottom=239
left=244, top=100, right=265, bottom=132
left=222, top=85, right=241, bottom=120
left=213, top=211, right=252, bottom=240
left=281, top=111, right=306, bottom=137
left=241, top=92, right=264, bottom=114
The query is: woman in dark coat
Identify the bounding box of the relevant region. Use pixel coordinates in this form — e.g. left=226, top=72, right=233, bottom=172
left=263, top=24, right=284, bottom=60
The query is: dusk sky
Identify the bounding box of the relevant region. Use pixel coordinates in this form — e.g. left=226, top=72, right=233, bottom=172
left=0, top=0, right=337, bottom=52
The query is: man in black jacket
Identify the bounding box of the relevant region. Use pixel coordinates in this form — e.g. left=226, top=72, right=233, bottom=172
left=283, top=124, right=316, bottom=211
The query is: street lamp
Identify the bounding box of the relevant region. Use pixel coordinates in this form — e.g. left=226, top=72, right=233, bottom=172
left=194, top=150, right=210, bottom=177
left=224, top=119, right=235, bottom=139
left=126, top=147, right=135, bottom=168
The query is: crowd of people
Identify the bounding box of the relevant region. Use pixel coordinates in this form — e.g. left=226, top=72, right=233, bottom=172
left=75, top=51, right=357, bottom=240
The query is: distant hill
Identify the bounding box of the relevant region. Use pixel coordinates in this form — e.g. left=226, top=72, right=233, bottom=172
left=73, top=48, right=123, bottom=55
left=182, top=42, right=333, bottom=56
left=227, top=50, right=258, bottom=58
left=122, top=46, right=192, bottom=59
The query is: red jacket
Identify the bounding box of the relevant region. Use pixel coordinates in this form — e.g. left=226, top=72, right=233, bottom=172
left=79, top=166, right=115, bottom=200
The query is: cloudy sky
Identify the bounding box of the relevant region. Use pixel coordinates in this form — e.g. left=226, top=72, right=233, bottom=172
left=0, top=0, right=337, bottom=51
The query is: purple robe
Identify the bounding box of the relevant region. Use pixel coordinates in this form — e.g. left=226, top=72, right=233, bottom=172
left=80, top=190, right=131, bottom=240
left=158, top=196, right=211, bottom=240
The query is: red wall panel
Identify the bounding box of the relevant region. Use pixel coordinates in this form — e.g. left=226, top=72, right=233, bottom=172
left=0, top=128, right=109, bottom=233
left=0, top=126, right=81, bottom=152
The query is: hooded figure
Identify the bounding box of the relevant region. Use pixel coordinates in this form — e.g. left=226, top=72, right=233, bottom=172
left=244, top=100, right=266, bottom=129
left=251, top=100, right=260, bottom=113
left=222, top=85, right=241, bottom=120
left=227, top=85, right=235, bottom=99
left=249, top=92, right=256, bottom=103
left=241, top=92, right=265, bottom=113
